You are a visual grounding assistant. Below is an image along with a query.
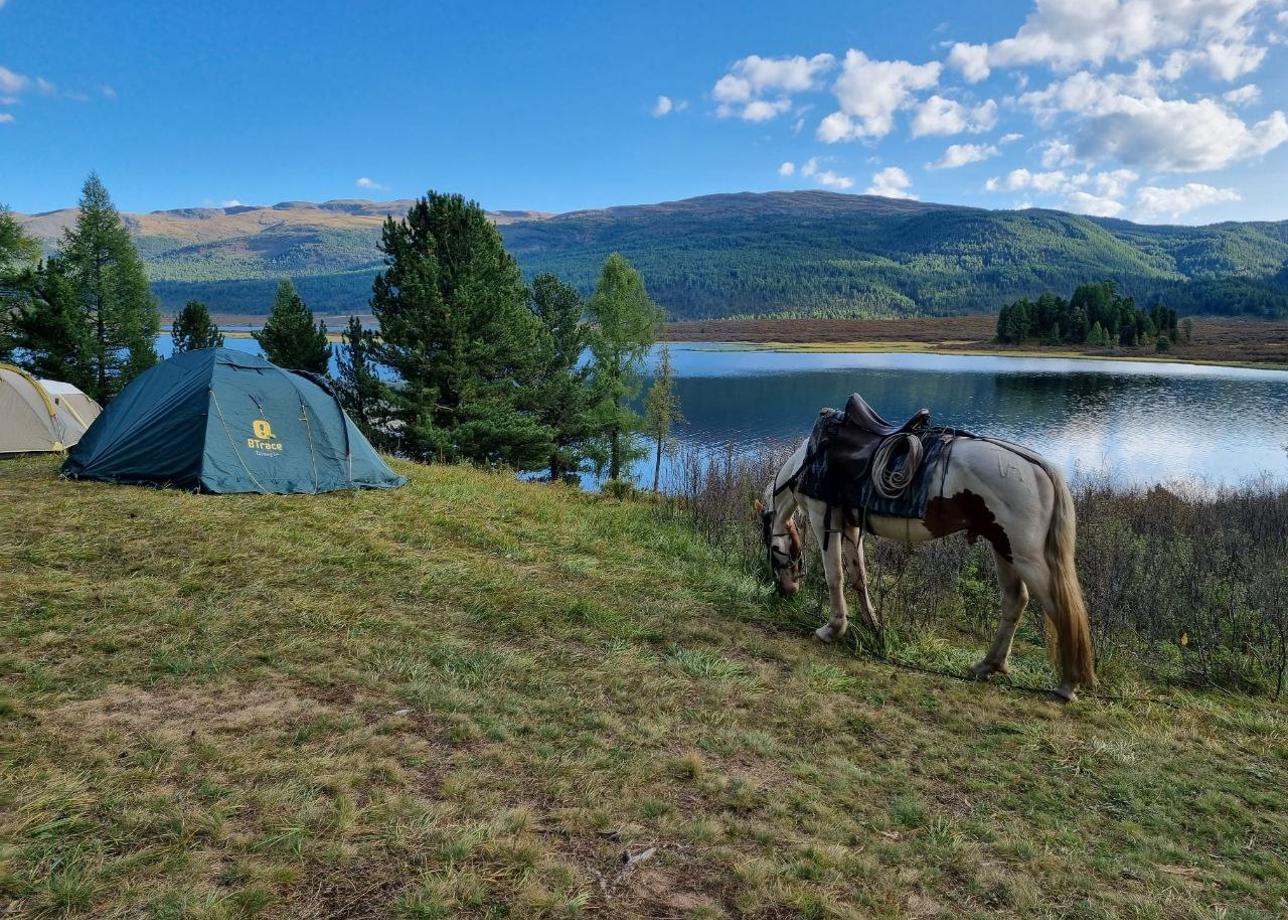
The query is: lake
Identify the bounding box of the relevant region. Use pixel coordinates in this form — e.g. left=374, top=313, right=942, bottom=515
left=160, top=336, right=1288, bottom=488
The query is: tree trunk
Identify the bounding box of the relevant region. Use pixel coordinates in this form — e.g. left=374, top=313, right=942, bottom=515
left=609, top=393, right=622, bottom=480
left=652, top=437, right=662, bottom=492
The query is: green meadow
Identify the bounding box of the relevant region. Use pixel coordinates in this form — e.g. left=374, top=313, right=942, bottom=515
left=1, top=455, right=1285, bottom=919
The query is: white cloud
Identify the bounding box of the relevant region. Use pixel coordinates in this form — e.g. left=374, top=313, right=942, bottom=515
left=1222, top=83, right=1260, bottom=106
left=947, top=42, right=990, bottom=82
left=929, top=142, right=1000, bottom=169
left=220, top=199, right=244, bottom=208
left=865, top=166, right=916, bottom=199
left=818, top=50, right=940, bottom=141
left=1136, top=182, right=1241, bottom=219
left=1064, top=190, right=1125, bottom=216
left=355, top=176, right=388, bottom=191
left=999, top=132, right=1024, bottom=144
left=1203, top=40, right=1267, bottom=80
left=713, top=53, right=833, bottom=121
left=800, top=156, right=855, bottom=189
left=1021, top=70, right=1288, bottom=172
left=778, top=161, right=796, bottom=176
left=0, top=112, right=13, bottom=124
left=910, top=95, right=997, bottom=137
left=652, top=95, right=674, bottom=117
left=983, top=0, right=1270, bottom=72
left=101, top=84, right=117, bottom=100
left=0, top=65, right=28, bottom=94
left=741, top=98, right=792, bottom=122
left=985, top=168, right=1070, bottom=193
left=1040, top=138, right=1079, bottom=167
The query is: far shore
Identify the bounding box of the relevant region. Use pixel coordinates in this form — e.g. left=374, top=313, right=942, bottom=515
left=662, top=315, right=1288, bottom=369
left=188, top=313, right=1288, bottom=369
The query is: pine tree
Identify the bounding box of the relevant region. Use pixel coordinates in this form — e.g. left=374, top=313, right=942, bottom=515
left=170, top=300, right=224, bottom=352
left=9, top=257, right=95, bottom=389
left=643, top=344, right=683, bottom=492
left=335, top=315, right=385, bottom=444
left=254, top=279, right=330, bottom=373
left=369, top=191, right=551, bottom=468
left=58, top=173, right=160, bottom=401
left=0, top=206, right=42, bottom=361
left=587, top=253, right=663, bottom=481
left=528, top=273, right=594, bottom=482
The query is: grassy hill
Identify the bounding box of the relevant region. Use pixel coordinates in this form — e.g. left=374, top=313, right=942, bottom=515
left=17, top=192, right=1288, bottom=320
left=2, top=456, right=1286, bottom=918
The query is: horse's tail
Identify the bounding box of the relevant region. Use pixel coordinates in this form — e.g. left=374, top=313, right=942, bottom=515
left=1036, top=458, right=1096, bottom=689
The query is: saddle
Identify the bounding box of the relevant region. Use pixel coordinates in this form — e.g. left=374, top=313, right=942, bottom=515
left=828, top=394, right=930, bottom=481
left=791, top=395, right=934, bottom=545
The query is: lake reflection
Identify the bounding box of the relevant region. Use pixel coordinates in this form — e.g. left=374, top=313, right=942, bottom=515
left=655, top=346, right=1288, bottom=488
left=157, top=337, right=1288, bottom=487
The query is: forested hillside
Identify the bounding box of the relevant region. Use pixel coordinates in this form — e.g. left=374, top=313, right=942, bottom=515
left=17, top=191, right=1288, bottom=319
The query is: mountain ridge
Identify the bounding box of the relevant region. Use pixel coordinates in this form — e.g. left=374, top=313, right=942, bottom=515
left=15, top=191, right=1288, bottom=319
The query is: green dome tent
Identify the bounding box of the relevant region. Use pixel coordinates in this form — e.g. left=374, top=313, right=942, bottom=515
left=63, top=348, right=405, bottom=494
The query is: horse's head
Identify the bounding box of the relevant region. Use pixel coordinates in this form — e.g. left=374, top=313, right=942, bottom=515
left=754, top=496, right=803, bottom=597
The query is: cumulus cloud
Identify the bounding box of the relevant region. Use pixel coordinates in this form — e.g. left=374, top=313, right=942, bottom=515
left=800, top=157, right=854, bottom=189
left=817, top=50, right=940, bottom=141
left=928, top=142, right=1000, bottom=169
left=652, top=95, right=674, bottom=117
left=987, top=166, right=1140, bottom=216
left=999, top=132, right=1024, bottom=144
left=0, top=112, right=13, bottom=124
left=1136, top=183, right=1241, bottom=220
left=1222, top=83, right=1260, bottom=106
left=1021, top=70, right=1288, bottom=172
left=865, top=166, right=916, bottom=199
left=910, top=95, right=997, bottom=137
left=355, top=177, right=388, bottom=191
left=778, top=161, right=796, bottom=176
left=982, top=0, right=1271, bottom=73
left=220, top=199, right=244, bottom=208
left=947, top=42, right=990, bottom=82
left=985, top=168, right=1069, bottom=193
left=713, top=53, right=834, bottom=121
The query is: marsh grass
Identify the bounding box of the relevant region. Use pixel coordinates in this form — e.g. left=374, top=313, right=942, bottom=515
left=1, top=455, right=1286, bottom=918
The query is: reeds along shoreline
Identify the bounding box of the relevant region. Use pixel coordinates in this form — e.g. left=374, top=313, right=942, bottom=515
left=667, top=443, right=1288, bottom=697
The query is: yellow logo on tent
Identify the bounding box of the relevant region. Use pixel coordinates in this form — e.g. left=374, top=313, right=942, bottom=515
left=247, top=418, right=284, bottom=452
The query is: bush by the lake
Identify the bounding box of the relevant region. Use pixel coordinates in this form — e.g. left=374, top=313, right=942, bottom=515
left=669, top=444, right=1288, bottom=697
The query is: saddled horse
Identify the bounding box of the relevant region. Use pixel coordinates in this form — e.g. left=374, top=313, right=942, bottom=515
left=757, top=399, right=1095, bottom=700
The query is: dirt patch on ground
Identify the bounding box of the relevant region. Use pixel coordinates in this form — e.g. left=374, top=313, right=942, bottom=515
left=40, top=681, right=338, bottom=743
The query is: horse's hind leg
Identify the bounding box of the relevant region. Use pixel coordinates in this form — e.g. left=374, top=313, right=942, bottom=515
left=808, top=506, right=849, bottom=643
left=842, top=526, right=881, bottom=631
left=971, top=550, right=1029, bottom=679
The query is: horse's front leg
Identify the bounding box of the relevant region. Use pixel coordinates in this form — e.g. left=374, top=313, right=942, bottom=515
left=842, top=525, right=882, bottom=631
left=808, top=508, right=849, bottom=643
left=971, top=550, right=1029, bottom=679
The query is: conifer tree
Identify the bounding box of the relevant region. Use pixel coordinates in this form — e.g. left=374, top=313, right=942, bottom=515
left=643, top=343, right=683, bottom=492
left=9, top=257, right=96, bottom=389
left=0, top=206, right=42, bottom=361
left=58, top=173, right=159, bottom=400
left=254, top=279, right=330, bottom=373
left=528, top=273, right=594, bottom=482
left=170, top=300, right=224, bottom=352
left=335, top=315, right=385, bottom=444
left=369, top=191, right=550, bottom=468
left=587, top=253, right=663, bottom=481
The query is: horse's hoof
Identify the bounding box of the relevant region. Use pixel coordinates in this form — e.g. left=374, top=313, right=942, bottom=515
left=1052, top=684, right=1078, bottom=703
left=969, top=660, right=999, bottom=679
left=814, top=625, right=838, bottom=643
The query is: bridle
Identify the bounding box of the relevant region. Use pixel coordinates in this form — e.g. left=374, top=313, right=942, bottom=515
left=761, top=496, right=804, bottom=585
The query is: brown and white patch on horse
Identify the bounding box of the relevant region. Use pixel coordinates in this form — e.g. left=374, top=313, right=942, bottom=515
left=924, top=489, right=1014, bottom=562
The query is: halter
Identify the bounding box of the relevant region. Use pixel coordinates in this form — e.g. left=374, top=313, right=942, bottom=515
left=762, top=474, right=805, bottom=581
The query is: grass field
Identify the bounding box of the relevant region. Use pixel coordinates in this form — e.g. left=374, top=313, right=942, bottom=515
left=664, top=317, right=1288, bottom=368
left=1, top=456, right=1286, bottom=919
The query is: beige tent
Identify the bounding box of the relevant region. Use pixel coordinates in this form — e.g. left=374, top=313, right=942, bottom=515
left=0, top=364, right=102, bottom=455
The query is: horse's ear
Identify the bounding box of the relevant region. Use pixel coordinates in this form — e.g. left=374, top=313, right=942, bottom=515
left=753, top=497, right=765, bottom=514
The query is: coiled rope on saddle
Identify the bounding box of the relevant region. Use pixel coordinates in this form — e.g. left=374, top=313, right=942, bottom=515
left=871, top=431, right=924, bottom=499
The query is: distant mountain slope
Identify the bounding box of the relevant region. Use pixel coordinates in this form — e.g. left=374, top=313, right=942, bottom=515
left=17, top=192, right=1288, bottom=319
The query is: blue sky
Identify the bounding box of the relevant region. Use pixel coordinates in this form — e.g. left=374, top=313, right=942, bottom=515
left=3, top=0, right=1288, bottom=223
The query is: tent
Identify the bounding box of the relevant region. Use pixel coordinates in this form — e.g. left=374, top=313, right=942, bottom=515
left=63, top=348, right=405, bottom=494
left=0, top=364, right=102, bottom=455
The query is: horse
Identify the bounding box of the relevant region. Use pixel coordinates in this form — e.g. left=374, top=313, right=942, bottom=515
left=757, top=429, right=1095, bottom=701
